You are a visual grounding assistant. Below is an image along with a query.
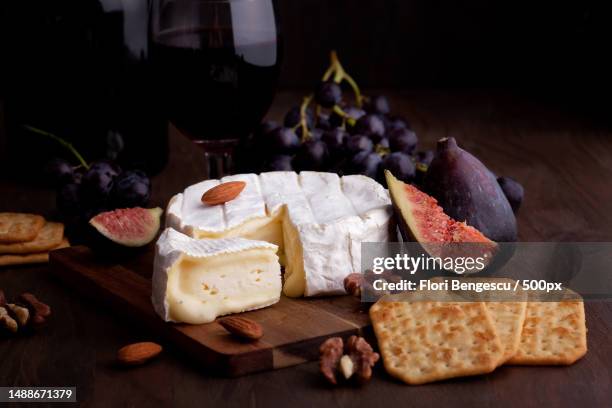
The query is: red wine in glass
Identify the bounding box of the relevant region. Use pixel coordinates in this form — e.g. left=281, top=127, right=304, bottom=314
left=151, top=0, right=282, bottom=177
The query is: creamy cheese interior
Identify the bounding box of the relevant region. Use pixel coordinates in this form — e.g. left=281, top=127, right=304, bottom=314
left=191, top=207, right=305, bottom=297
left=165, top=248, right=281, bottom=324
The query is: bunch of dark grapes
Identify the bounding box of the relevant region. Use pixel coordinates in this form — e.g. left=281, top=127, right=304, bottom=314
left=38, top=127, right=152, bottom=232
left=236, top=51, right=435, bottom=187
left=50, top=158, right=151, bottom=221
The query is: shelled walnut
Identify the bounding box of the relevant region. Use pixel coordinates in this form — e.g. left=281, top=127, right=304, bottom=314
left=319, top=335, right=379, bottom=385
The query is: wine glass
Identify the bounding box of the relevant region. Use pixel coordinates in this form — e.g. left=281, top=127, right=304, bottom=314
left=151, top=0, right=282, bottom=178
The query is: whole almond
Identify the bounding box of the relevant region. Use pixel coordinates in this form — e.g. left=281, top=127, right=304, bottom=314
left=201, top=181, right=246, bottom=205
left=218, top=316, right=263, bottom=340
left=117, top=342, right=162, bottom=366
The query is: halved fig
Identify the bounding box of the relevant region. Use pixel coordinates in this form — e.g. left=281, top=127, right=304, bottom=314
left=89, top=207, right=162, bottom=247
left=385, top=170, right=497, bottom=274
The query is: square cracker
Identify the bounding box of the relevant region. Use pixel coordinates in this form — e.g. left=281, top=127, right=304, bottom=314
left=486, top=301, right=527, bottom=363
left=431, top=277, right=528, bottom=363
left=370, top=296, right=504, bottom=385
left=507, top=295, right=587, bottom=365
left=0, top=222, right=64, bottom=254
left=0, top=239, right=70, bottom=267
left=0, top=213, right=45, bottom=243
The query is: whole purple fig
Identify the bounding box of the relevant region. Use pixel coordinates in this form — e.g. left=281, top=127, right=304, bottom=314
left=423, top=137, right=517, bottom=242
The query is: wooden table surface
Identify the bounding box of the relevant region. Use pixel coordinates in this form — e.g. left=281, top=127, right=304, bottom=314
left=1, top=90, right=611, bottom=407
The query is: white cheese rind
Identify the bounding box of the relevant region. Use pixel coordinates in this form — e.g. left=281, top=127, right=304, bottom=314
left=165, top=171, right=393, bottom=297
left=152, top=228, right=281, bottom=324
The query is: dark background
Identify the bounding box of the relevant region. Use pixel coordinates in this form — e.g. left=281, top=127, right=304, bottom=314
left=2, top=1, right=612, bottom=101
left=275, top=0, right=612, bottom=112
left=1, top=0, right=612, bottom=171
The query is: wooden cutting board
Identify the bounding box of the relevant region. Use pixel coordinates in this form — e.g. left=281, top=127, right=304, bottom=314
left=49, top=246, right=371, bottom=377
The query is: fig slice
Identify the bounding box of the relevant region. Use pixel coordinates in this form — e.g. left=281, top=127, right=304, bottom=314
left=385, top=170, right=497, bottom=274
left=89, top=207, right=162, bottom=247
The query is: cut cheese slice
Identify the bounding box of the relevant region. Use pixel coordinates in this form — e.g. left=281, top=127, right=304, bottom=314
left=152, top=228, right=281, bottom=324
left=166, top=171, right=393, bottom=297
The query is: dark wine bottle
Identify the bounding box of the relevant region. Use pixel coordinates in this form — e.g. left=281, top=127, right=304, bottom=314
left=1, top=0, right=168, bottom=180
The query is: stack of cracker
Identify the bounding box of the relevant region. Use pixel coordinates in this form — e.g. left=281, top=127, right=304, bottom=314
left=0, top=213, right=70, bottom=266
left=370, top=279, right=587, bottom=385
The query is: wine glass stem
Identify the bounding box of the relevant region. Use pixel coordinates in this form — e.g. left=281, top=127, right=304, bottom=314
left=193, top=139, right=237, bottom=179
left=204, top=151, right=233, bottom=179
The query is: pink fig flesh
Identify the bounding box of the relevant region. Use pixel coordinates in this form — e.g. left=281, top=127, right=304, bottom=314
left=89, top=207, right=162, bottom=247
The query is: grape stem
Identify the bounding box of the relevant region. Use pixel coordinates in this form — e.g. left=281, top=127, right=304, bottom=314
left=328, top=51, right=363, bottom=107
left=375, top=144, right=391, bottom=157
left=416, top=162, right=428, bottom=172
left=332, top=105, right=356, bottom=128
left=23, top=125, right=90, bottom=170
left=322, top=64, right=335, bottom=82
left=298, top=94, right=313, bottom=142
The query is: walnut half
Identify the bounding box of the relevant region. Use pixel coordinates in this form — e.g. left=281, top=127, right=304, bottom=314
left=319, top=337, right=344, bottom=385
left=344, top=335, right=380, bottom=384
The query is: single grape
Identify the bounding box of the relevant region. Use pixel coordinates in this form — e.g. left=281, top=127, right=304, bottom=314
left=329, top=106, right=365, bottom=128
left=315, top=81, right=343, bottom=108
left=378, top=137, right=390, bottom=149
left=81, top=161, right=121, bottom=200
left=388, top=128, right=418, bottom=154
left=497, top=176, right=524, bottom=213
left=293, top=140, right=329, bottom=171
left=57, top=183, right=81, bottom=215
left=350, top=151, right=382, bottom=179
left=316, top=112, right=333, bottom=130
left=270, top=127, right=300, bottom=153
left=385, top=116, right=411, bottom=132
left=89, top=161, right=122, bottom=177
left=284, top=106, right=313, bottom=128
left=322, top=128, right=348, bottom=156
left=268, top=155, right=294, bottom=171
left=345, top=134, right=374, bottom=155
left=70, top=168, right=85, bottom=185
left=382, top=152, right=416, bottom=183
left=415, top=150, right=434, bottom=167
left=365, top=95, right=390, bottom=115
left=354, top=114, right=385, bottom=142
left=44, top=158, right=74, bottom=187
left=112, top=170, right=151, bottom=208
